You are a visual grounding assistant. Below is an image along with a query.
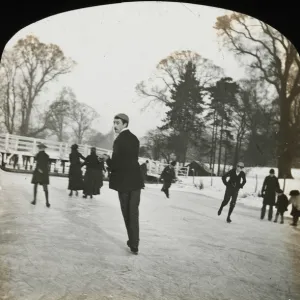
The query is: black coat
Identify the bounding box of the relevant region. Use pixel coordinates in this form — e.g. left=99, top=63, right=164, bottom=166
left=275, top=194, right=289, bottom=213
left=261, top=175, right=280, bottom=205
left=160, top=165, right=176, bottom=183
left=82, top=154, right=105, bottom=195
left=31, top=151, right=50, bottom=185
left=68, top=151, right=85, bottom=190
left=106, top=129, right=144, bottom=192
left=222, top=168, right=246, bottom=190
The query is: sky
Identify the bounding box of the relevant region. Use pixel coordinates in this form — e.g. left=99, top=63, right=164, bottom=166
left=5, top=2, right=246, bottom=138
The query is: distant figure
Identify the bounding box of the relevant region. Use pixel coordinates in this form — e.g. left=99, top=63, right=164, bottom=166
left=273, top=189, right=289, bottom=224
left=68, top=144, right=85, bottom=197
left=140, top=160, right=149, bottom=186
left=102, top=154, right=111, bottom=178
left=31, top=143, right=50, bottom=208
left=288, top=190, right=300, bottom=227
left=260, top=169, right=280, bottom=221
left=218, top=162, right=246, bottom=223
left=159, top=161, right=176, bottom=198
left=169, top=153, right=177, bottom=164
left=82, top=147, right=105, bottom=198
left=104, top=113, right=144, bottom=255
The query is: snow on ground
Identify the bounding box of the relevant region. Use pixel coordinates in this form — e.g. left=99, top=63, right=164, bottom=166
left=146, top=167, right=300, bottom=217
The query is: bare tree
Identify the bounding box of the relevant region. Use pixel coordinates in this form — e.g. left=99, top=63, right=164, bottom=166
left=47, top=87, right=74, bottom=141
left=69, top=100, right=99, bottom=144
left=215, top=13, right=300, bottom=178
left=1, top=35, right=76, bottom=136
left=0, top=51, right=20, bottom=133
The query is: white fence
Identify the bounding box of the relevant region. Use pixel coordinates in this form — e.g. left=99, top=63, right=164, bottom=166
left=0, top=133, right=189, bottom=177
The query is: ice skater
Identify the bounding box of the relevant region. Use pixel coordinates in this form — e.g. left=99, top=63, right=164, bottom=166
left=273, top=189, right=289, bottom=224
left=288, top=190, right=300, bottom=227
left=82, top=147, right=105, bottom=198
left=140, top=160, right=149, bottom=187
left=218, top=162, right=246, bottom=223
left=159, top=161, right=176, bottom=198
left=68, top=144, right=85, bottom=197
left=104, top=113, right=144, bottom=255
left=260, top=169, right=280, bottom=221
left=31, top=143, right=50, bottom=207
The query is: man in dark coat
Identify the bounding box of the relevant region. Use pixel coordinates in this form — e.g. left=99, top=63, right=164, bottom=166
left=260, top=168, right=280, bottom=221
left=217, top=162, right=246, bottom=223
left=31, top=143, right=50, bottom=207
left=104, top=113, right=144, bottom=255
left=159, top=161, right=176, bottom=198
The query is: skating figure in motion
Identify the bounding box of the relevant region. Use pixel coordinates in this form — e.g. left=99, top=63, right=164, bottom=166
left=159, top=161, right=176, bottom=198
left=104, top=113, right=144, bottom=255
left=260, top=168, right=280, bottom=221
left=68, top=144, right=85, bottom=197
left=218, top=162, right=246, bottom=223
left=273, top=189, right=289, bottom=224
left=31, top=143, right=50, bottom=207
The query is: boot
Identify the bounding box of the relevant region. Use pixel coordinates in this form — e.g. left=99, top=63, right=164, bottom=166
left=69, top=190, right=73, bottom=197
left=45, top=190, right=50, bottom=208
left=280, top=214, right=284, bottom=224
left=31, top=185, right=37, bottom=205
left=274, top=213, right=278, bottom=223
left=227, top=206, right=234, bottom=223
left=218, top=205, right=223, bottom=216
left=75, top=191, right=78, bottom=196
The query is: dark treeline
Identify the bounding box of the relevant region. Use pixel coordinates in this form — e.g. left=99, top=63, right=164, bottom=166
left=137, top=13, right=300, bottom=178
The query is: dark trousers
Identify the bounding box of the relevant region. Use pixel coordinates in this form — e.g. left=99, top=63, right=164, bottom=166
left=261, top=204, right=274, bottom=220
left=33, top=184, right=49, bottom=203
left=274, top=210, right=284, bottom=223
left=292, top=215, right=299, bottom=225
left=219, top=188, right=239, bottom=218
left=118, top=190, right=141, bottom=248
left=161, top=181, right=171, bottom=197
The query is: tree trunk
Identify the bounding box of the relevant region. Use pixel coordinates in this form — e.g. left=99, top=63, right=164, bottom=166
left=209, top=111, right=216, bottom=169
left=217, top=117, right=224, bottom=176
left=277, top=94, right=293, bottom=179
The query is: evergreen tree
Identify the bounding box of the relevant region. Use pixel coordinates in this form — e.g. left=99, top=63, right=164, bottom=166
left=159, top=61, right=205, bottom=164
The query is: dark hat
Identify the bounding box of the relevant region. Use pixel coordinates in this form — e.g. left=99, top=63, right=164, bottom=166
left=289, top=190, right=300, bottom=196
left=37, top=143, right=47, bottom=149
left=71, top=144, right=78, bottom=150
left=91, top=147, right=96, bottom=151
left=170, top=161, right=176, bottom=166
left=270, top=168, right=275, bottom=174
left=114, top=113, right=129, bottom=123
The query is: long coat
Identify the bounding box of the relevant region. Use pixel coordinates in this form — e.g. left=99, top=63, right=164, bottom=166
left=261, top=175, right=280, bottom=206
left=31, top=151, right=50, bottom=185
left=275, top=194, right=289, bottom=213
left=68, top=151, right=85, bottom=190
left=82, top=154, right=105, bottom=196
left=106, top=129, right=144, bottom=192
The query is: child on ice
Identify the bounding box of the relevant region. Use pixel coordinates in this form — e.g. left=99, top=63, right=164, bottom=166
left=273, top=189, right=289, bottom=224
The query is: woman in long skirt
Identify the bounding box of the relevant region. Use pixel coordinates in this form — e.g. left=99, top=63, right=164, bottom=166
left=82, top=148, right=106, bottom=198
left=68, top=144, right=85, bottom=196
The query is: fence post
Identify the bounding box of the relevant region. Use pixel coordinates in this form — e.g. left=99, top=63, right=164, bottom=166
left=210, top=168, right=213, bottom=186
left=255, top=174, right=258, bottom=193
